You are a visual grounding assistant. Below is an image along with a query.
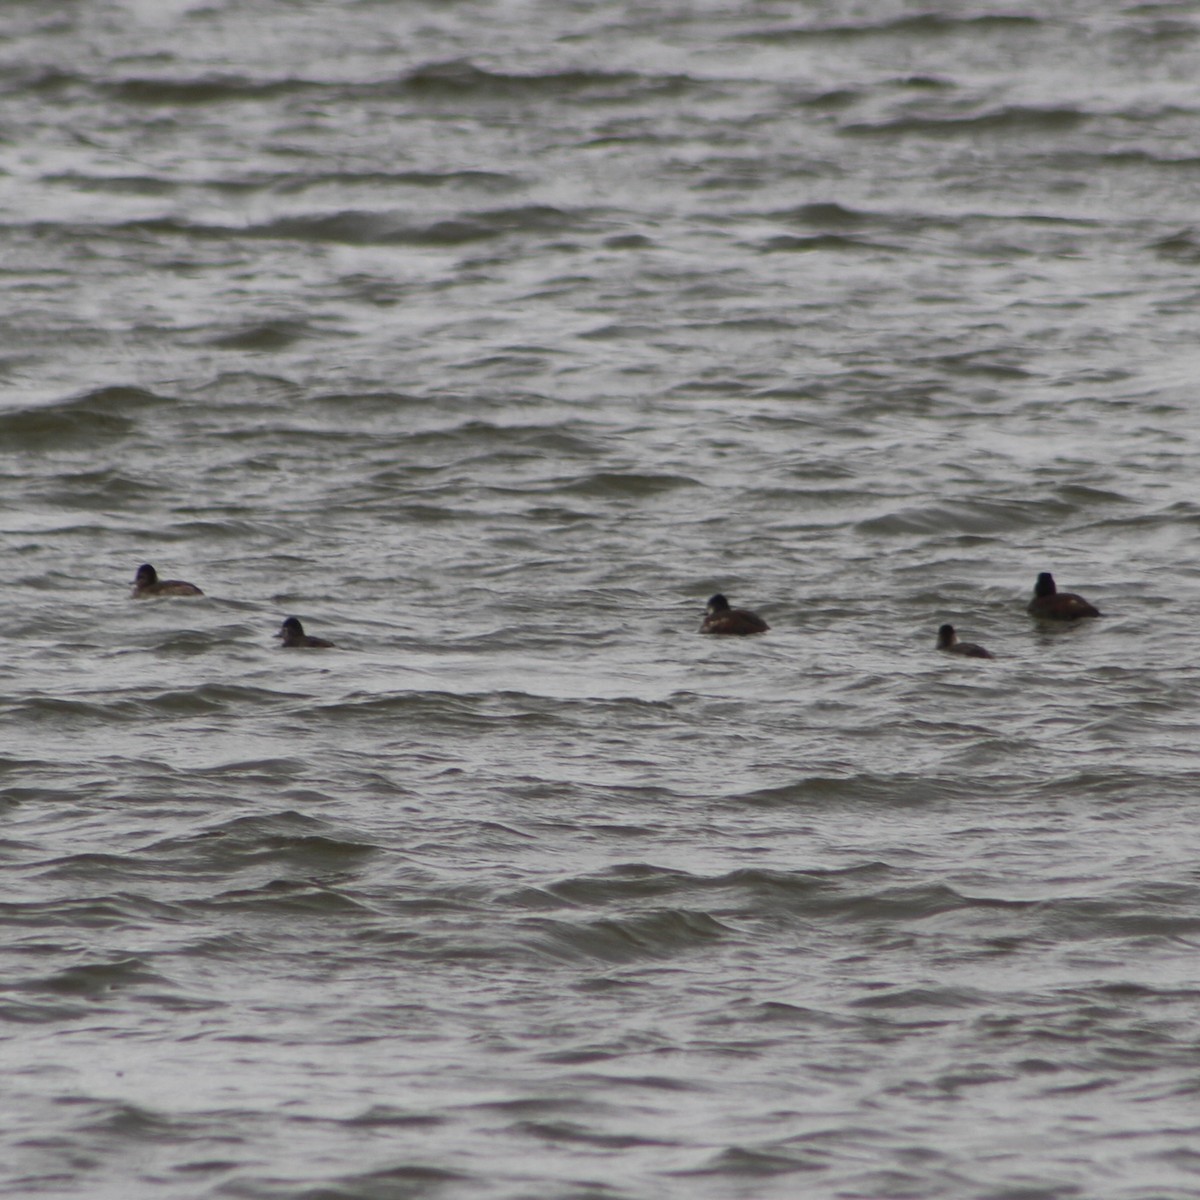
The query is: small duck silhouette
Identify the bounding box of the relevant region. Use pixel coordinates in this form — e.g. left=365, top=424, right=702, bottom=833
left=699, top=593, right=769, bottom=636
left=275, top=616, right=335, bottom=648
left=937, top=624, right=994, bottom=659
left=1027, top=572, right=1101, bottom=620
left=131, top=563, right=203, bottom=598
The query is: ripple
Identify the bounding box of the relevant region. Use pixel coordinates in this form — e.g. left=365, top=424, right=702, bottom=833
left=0, top=386, right=161, bottom=447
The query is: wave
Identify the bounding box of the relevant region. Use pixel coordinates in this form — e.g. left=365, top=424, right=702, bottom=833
left=104, top=74, right=313, bottom=104
left=0, top=386, right=164, bottom=446
left=1152, top=229, right=1200, bottom=264
left=19, top=955, right=169, bottom=998
left=108, top=204, right=590, bottom=247
left=38, top=57, right=705, bottom=116
left=151, top=810, right=382, bottom=873
left=760, top=233, right=886, bottom=254
left=520, top=907, right=729, bottom=964
left=558, top=471, right=700, bottom=498
left=397, top=59, right=694, bottom=101
left=855, top=498, right=1070, bottom=536
left=736, top=12, right=1039, bottom=44
left=506, top=861, right=985, bottom=923
left=204, top=319, right=318, bottom=352
left=0, top=686, right=316, bottom=729
left=844, top=105, right=1089, bottom=137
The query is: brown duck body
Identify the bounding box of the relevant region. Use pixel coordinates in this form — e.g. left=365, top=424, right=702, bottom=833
left=937, top=624, right=994, bottom=659
left=131, top=563, right=203, bottom=598
left=699, top=594, right=769, bottom=636
left=276, top=617, right=335, bottom=648
left=1027, top=572, right=1101, bottom=620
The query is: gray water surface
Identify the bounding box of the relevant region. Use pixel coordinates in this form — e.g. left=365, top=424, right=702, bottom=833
left=4, top=2, right=1200, bottom=1198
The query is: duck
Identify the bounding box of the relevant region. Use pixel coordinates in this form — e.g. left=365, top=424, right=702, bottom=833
left=275, top=616, right=335, bottom=648
left=699, top=593, right=769, bottom=636
left=131, top=563, right=203, bottom=598
left=937, top=624, right=994, bottom=659
left=1027, top=572, right=1101, bottom=620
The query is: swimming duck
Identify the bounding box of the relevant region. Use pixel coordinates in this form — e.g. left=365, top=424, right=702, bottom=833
left=1027, top=572, right=1101, bottom=620
left=276, top=616, right=335, bottom=648
left=131, top=563, right=203, bottom=598
left=937, top=624, right=994, bottom=659
left=699, top=593, right=769, bottom=636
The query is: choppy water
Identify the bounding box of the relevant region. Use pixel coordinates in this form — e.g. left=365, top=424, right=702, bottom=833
left=4, top=2, right=1200, bottom=1198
